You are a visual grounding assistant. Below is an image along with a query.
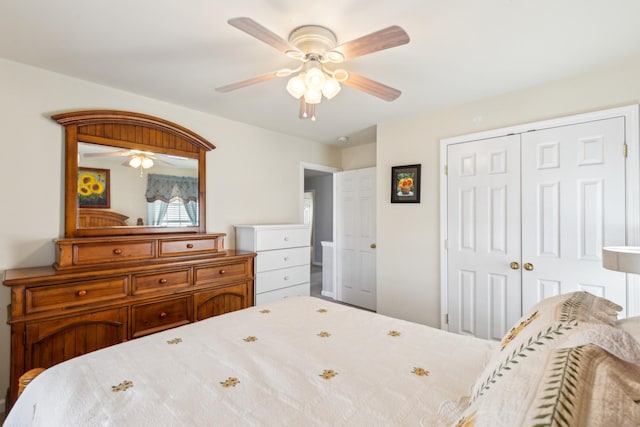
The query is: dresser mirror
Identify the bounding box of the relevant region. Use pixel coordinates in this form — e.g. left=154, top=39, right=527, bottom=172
left=53, top=110, right=215, bottom=237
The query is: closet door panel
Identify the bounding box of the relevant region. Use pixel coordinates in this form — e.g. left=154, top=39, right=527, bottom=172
left=447, top=135, right=522, bottom=340
left=520, top=117, right=627, bottom=313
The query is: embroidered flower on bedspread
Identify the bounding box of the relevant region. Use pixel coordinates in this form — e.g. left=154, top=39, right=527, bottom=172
left=412, top=367, right=430, bottom=377
left=317, top=331, right=331, bottom=337
left=455, top=411, right=477, bottom=427
left=112, top=380, right=134, bottom=392
left=243, top=336, right=258, bottom=342
left=220, top=377, right=240, bottom=387
left=166, top=338, right=182, bottom=345
left=320, top=369, right=338, bottom=379
left=388, top=330, right=401, bottom=337
left=317, top=308, right=328, bottom=313
left=259, top=309, right=271, bottom=314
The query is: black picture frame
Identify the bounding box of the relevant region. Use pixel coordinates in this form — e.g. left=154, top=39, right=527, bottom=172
left=391, top=164, right=421, bottom=203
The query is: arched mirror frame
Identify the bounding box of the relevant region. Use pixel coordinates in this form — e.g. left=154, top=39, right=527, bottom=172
left=53, top=110, right=215, bottom=238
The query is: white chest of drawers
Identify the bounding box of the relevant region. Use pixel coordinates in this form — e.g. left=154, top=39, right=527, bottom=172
left=235, top=224, right=311, bottom=304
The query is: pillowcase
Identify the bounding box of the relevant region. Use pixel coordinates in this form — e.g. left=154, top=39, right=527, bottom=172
left=453, top=343, right=640, bottom=426
left=616, top=316, right=640, bottom=342
left=472, top=292, right=623, bottom=401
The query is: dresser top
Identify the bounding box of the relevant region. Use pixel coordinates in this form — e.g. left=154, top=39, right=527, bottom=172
left=234, top=224, right=310, bottom=230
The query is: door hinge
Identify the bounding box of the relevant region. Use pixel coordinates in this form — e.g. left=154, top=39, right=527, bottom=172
left=444, top=239, right=448, bottom=249
left=23, top=330, right=26, bottom=346
left=444, top=165, right=448, bottom=175
left=444, top=313, right=449, bottom=324
left=624, top=143, right=628, bottom=158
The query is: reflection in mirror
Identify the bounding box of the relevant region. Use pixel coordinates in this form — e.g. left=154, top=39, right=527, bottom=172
left=78, top=142, right=199, bottom=228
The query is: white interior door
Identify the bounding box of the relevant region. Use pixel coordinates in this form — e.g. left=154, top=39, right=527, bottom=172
left=336, top=167, right=377, bottom=310
left=446, top=135, right=522, bottom=340
left=520, top=117, right=627, bottom=313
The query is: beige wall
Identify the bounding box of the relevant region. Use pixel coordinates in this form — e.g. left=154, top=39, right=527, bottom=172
left=0, top=58, right=341, bottom=408
left=376, top=57, right=640, bottom=326
left=341, top=142, right=376, bottom=170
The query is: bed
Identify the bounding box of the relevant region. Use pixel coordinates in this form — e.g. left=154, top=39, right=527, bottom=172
left=5, top=293, right=640, bottom=426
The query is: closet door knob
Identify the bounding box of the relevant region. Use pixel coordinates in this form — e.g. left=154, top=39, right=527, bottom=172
left=370, top=243, right=377, bottom=249
left=524, top=263, right=534, bottom=271
left=510, top=262, right=520, bottom=270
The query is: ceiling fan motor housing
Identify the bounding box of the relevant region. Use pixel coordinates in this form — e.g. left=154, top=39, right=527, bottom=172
left=288, top=25, right=337, bottom=57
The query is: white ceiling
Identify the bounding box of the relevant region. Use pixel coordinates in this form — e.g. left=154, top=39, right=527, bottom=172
left=2, top=1, right=640, bottom=146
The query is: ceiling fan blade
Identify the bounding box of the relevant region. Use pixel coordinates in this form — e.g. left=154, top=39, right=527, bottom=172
left=328, top=26, right=409, bottom=61
left=342, top=72, right=401, bottom=102
left=228, top=17, right=302, bottom=56
left=215, top=72, right=279, bottom=93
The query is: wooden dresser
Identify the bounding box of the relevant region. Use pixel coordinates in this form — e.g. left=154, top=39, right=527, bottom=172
left=3, top=233, right=255, bottom=408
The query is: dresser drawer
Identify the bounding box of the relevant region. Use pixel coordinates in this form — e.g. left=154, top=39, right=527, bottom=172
left=159, top=236, right=223, bottom=257
left=256, top=283, right=310, bottom=305
left=255, top=246, right=310, bottom=272
left=131, top=296, right=192, bottom=338
left=73, top=241, right=155, bottom=266
left=26, top=277, right=128, bottom=314
left=194, top=260, right=250, bottom=286
left=256, top=265, right=309, bottom=294
left=132, top=268, right=191, bottom=296
left=255, top=228, right=310, bottom=251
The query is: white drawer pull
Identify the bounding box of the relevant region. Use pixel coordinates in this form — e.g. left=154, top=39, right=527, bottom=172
left=283, top=276, right=290, bottom=281
left=283, top=256, right=289, bottom=261
left=284, top=236, right=290, bottom=241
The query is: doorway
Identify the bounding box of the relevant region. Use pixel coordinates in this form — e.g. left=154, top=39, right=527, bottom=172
left=301, top=162, right=339, bottom=301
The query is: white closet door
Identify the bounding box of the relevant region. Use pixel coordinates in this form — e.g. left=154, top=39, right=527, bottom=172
left=336, top=167, right=377, bottom=310
left=520, top=117, right=627, bottom=313
left=447, top=135, right=522, bottom=340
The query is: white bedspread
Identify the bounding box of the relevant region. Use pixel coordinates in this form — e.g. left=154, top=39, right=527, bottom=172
left=5, top=297, right=496, bottom=426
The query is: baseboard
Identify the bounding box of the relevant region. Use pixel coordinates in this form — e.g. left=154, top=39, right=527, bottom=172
left=321, top=290, right=335, bottom=299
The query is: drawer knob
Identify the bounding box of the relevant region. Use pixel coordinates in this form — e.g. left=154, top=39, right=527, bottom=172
left=159, top=278, right=167, bottom=284
left=76, top=290, right=87, bottom=297
left=284, top=276, right=290, bottom=281
left=284, top=256, right=289, bottom=261
left=159, top=312, right=167, bottom=318
left=113, top=248, right=122, bottom=255
left=284, top=236, right=290, bottom=241
left=219, top=269, right=226, bottom=275
left=186, top=243, right=194, bottom=249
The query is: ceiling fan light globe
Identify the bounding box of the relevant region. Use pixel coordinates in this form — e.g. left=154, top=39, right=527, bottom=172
left=322, top=78, right=341, bottom=99
left=304, top=89, right=322, bottom=104
left=129, top=156, right=142, bottom=168
left=141, top=157, right=154, bottom=169
left=304, top=67, right=325, bottom=91
left=286, top=75, right=306, bottom=99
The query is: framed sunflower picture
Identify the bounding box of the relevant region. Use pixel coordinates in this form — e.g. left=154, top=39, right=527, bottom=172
left=77, top=167, right=111, bottom=208
left=391, top=164, right=421, bottom=203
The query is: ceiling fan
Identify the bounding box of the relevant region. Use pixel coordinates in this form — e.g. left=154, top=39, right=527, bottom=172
left=215, top=17, right=410, bottom=120
left=82, top=149, right=174, bottom=169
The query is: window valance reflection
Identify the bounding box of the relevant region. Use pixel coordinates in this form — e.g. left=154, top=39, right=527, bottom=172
left=146, top=174, right=198, bottom=226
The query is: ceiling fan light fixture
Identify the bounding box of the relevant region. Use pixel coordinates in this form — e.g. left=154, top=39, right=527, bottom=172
left=321, top=77, right=341, bottom=99
left=141, top=157, right=154, bottom=169
left=304, top=67, right=325, bottom=90
left=128, top=155, right=142, bottom=168
left=304, top=88, right=322, bottom=104
left=286, top=74, right=306, bottom=98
